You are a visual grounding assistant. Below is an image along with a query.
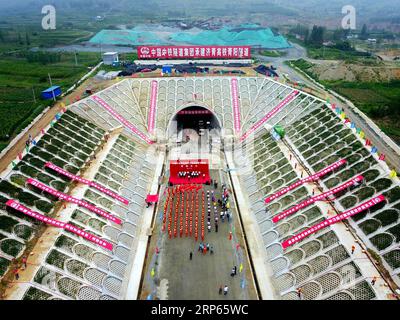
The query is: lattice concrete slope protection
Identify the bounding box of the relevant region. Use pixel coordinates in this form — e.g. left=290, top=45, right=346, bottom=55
left=238, top=97, right=400, bottom=300
left=0, top=110, right=154, bottom=300
left=69, top=77, right=311, bottom=138
left=62, top=76, right=399, bottom=299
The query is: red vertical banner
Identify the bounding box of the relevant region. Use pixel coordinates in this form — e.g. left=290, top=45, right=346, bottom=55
left=148, top=80, right=158, bottom=134
left=240, top=90, right=299, bottom=141
left=231, top=78, right=241, bottom=134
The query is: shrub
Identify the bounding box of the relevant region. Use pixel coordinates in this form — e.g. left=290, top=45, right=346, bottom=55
left=10, top=174, right=27, bottom=187
left=35, top=200, right=54, bottom=214
left=18, top=191, right=40, bottom=206
left=0, top=215, right=19, bottom=233
left=0, top=257, right=10, bottom=276
left=359, top=219, right=381, bottom=235
left=0, top=238, right=24, bottom=257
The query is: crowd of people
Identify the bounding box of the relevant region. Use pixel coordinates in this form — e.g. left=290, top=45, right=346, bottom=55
left=178, top=171, right=203, bottom=179
left=179, top=179, right=239, bottom=298
left=206, top=185, right=232, bottom=235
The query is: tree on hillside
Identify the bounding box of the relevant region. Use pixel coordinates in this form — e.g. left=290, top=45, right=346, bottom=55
left=17, top=33, right=23, bottom=45
left=360, top=24, right=369, bottom=40
left=0, top=30, right=4, bottom=42
left=309, top=25, right=325, bottom=46
left=25, top=32, right=30, bottom=46
left=333, top=28, right=344, bottom=41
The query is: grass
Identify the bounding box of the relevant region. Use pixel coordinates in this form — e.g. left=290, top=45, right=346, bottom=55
left=0, top=51, right=101, bottom=152
left=323, top=80, right=400, bottom=143
left=259, top=50, right=286, bottom=58
left=307, top=46, right=373, bottom=62
left=288, top=58, right=400, bottom=143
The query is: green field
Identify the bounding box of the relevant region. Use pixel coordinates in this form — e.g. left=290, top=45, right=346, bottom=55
left=289, top=59, right=400, bottom=143
left=259, top=50, right=287, bottom=57
left=306, top=46, right=374, bottom=61
left=0, top=51, right=101, bottom=152
left=326, top=81, right=400, bottom=142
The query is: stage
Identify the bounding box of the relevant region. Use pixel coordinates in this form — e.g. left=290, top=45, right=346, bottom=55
left=169, top=159, right=211, bottom=185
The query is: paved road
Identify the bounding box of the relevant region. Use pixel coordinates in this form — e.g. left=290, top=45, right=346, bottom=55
left=141, top=169, right=258, bottom=300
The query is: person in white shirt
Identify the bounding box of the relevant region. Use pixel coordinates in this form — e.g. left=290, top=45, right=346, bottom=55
left=223, top=285, right=229, bottom=295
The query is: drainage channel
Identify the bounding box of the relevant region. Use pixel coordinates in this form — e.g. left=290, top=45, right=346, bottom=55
left=223, top=146, right=262, bottom=300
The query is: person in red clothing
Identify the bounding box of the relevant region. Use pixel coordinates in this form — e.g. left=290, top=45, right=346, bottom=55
left=297, top=287, right=303, bottom=299
left=351, top=245, right=356, bottom=254
left=22, top=256, right=27, bottom=270
left=13, top=268, right=20, bottom=281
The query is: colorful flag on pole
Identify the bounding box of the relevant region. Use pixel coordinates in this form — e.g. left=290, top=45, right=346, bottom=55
left=41, top=129, right=45, bottom=135
left=379, top=153, right=385, bottom=161
left=390, top=170, right=397, bottom=178
left=340, top=112, right=346, bottom=120
left=371, top=146, right=378, bottom=154
left=351, top=122, right=355, bottom=129
left=360, top=131, right=365, bottom=139
left=344, top=118, right=350, bottom=123
left=356, top=128, right=361, bottom=134
left=11, top=161, right=16, bottom=168
left=365, top=139, right=372, bottom=146
left=18, top=153, right=22, bottom=160
left=32, top=140, right=37, bottom=146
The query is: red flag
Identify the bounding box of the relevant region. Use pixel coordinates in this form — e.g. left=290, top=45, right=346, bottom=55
left=18, top=152, right=22, bottom=160
left=344, top=118, right=350, bottom=123
left=379, top=153, right=385, bottom=161
left=365, top=139, right=371, bottom=146
left=41, top=129, right=45, bottom=135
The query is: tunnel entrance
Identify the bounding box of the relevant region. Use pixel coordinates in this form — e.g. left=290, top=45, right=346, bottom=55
left=168, top=105, right=221, bottom=139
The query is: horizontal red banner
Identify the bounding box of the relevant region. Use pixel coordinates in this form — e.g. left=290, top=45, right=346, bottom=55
left=6, top=199, right=113, bottom=251
left=27, top=178, right=122, bottom=225
left=265, top=159, right=347, bottom=204
left=137, top=45, right=251, bottom=60
left=273, top=175, right=364, bottom=223
left=45, top=162, right=129, bottom=205
left=281, top=195, right=386, bottom=249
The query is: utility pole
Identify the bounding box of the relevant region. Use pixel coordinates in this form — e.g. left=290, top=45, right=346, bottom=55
left=48, top=73, right=56, bottom=102
left=32, top=87, right=36, bottom=104
left=48, top=73, right=53, bottom=86
left=74, top=51, right=78, bottom=66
